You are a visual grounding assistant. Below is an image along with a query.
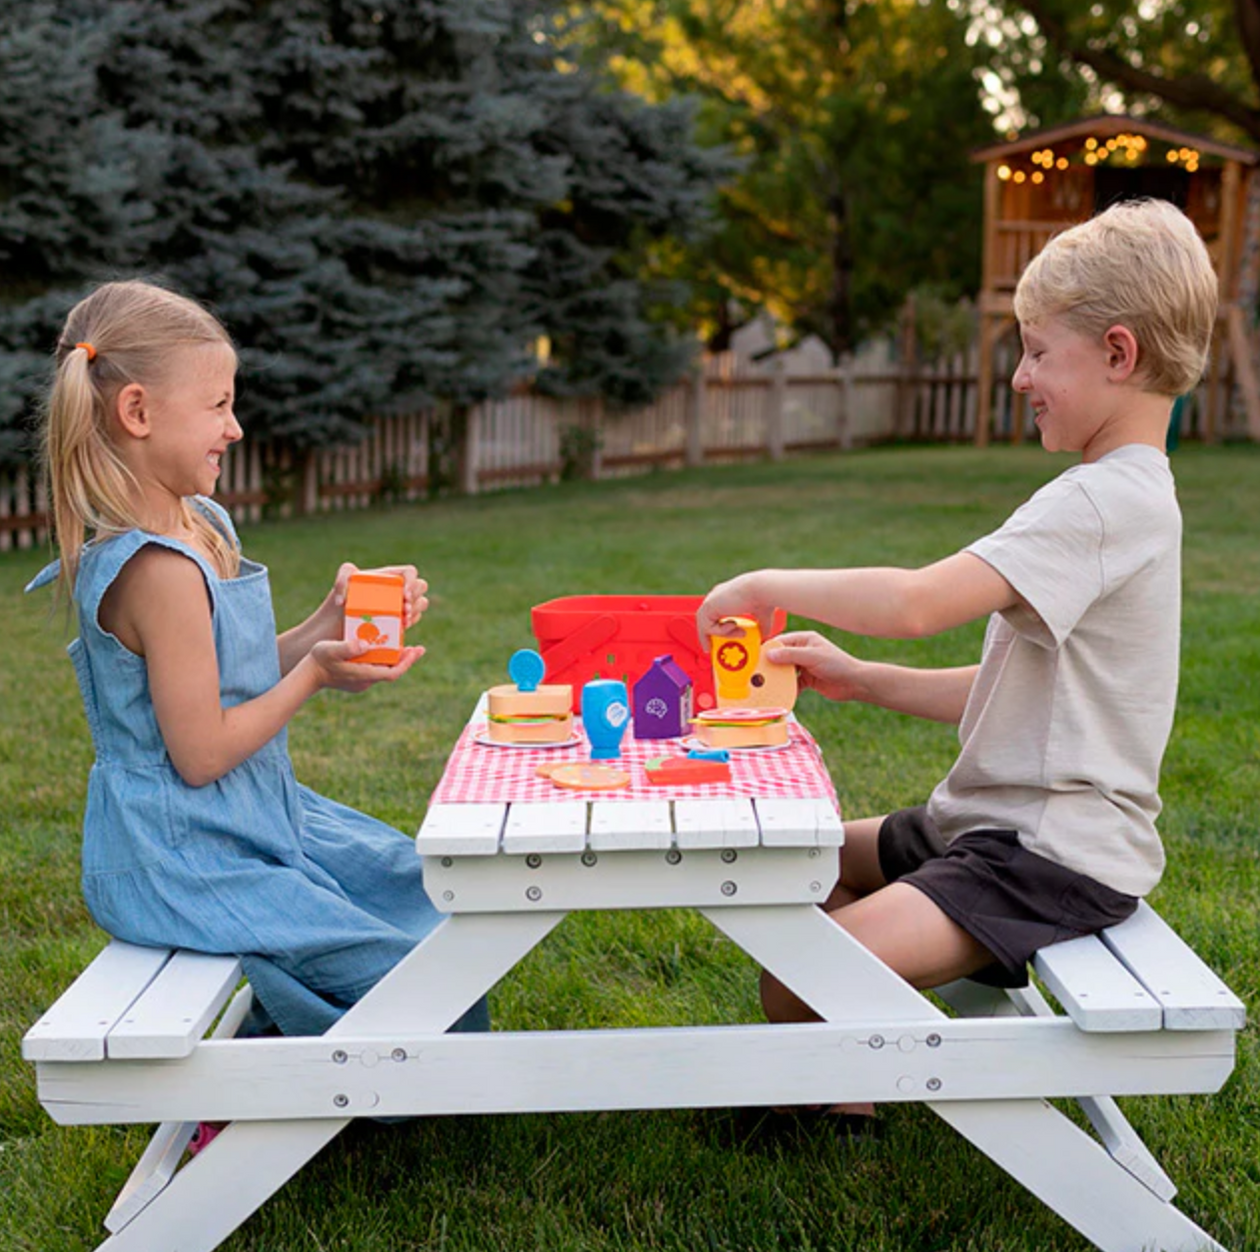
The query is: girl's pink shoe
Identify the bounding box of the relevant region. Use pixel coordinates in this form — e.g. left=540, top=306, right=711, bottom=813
left=187, top=1122, right=224, bottom=1156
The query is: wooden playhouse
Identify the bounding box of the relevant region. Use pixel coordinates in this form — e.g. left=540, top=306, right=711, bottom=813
left=970, top=114, right=1260, bottom=444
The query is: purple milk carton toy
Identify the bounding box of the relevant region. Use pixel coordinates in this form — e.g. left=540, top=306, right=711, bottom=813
left=632, top=654, right=693, bottom=739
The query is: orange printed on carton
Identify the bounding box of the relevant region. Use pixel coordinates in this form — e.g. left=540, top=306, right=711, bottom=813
left=343, top=572, right=406, bottom=665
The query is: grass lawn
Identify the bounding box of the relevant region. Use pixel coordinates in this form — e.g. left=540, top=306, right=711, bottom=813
left=1, top=444, right=1257, bottom=1251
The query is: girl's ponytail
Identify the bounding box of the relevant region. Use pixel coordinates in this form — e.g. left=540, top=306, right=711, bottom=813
left=41, top=281, right=239, bottom=598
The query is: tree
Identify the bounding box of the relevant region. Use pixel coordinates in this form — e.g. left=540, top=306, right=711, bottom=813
left=564, top=0, right=998, bottom=358
left=977, top=0, right=1260, bottom=143
left=0, top=0, right=728, bottom=474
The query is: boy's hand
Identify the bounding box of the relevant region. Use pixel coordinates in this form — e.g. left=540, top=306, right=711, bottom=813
left=697, top=573, right=776, bottom=648
left=307, top=638, right=426, bottom=693
left=762, top=631, right=868, bottom=703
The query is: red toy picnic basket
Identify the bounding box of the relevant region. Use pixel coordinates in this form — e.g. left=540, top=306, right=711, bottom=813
left=530, top=594, right=787, bottom=714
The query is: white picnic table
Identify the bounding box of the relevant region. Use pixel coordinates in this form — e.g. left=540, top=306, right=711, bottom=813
left=23, top=695, right=1245, bottom=1252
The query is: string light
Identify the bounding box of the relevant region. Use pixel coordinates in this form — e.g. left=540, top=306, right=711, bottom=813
left=996, top=132, right=1203, bottom=186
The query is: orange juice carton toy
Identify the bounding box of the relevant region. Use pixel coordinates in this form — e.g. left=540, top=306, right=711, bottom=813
left=486, top=650, right=574, bottom=745
left=343, top=572, right=406, bottom=665
left=712, top=615, right=799, bottom=712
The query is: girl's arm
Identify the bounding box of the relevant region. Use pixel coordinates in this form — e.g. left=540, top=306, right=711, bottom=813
left=102, top=547, right=423, bottom=787
left=275, top=562, right=428, bottom=676
left=699, top=551, right=1023, bottom=645
left=763, top=631, right=977, bottom=724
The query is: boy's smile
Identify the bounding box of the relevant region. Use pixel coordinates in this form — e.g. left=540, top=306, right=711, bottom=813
left=1011, top=315, right=1172, bottom=462
left=1012, top=316, right=1114, bottom=457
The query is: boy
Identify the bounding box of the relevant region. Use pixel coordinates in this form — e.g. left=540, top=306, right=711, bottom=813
left=698, top=198, right=1218, bottom=1021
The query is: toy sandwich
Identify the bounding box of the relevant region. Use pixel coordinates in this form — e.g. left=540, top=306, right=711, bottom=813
left=692, top=707, right=790, bottom=750
left=486, top=649, right=573, bottom=745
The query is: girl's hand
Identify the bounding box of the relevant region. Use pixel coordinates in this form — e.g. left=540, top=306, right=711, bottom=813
left=307, top=638, right=426, bottom=693
left=330, top=563, right=429, bottom=632
left=761, top=631, right=869, bottom=704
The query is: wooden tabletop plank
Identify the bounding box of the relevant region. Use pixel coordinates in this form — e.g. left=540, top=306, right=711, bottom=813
left=588, top=800, right=673, bottom=851
left=502, top=801, right=588, bottom=854
left=416, top=803, right=506, bottom=856
left=754, top=797, right=844, bottom=847
left=673, top=798, right=760, bottom=849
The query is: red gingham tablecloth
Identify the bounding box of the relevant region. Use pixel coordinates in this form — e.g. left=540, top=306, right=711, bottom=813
left=430, top=717, right=839, bottom=806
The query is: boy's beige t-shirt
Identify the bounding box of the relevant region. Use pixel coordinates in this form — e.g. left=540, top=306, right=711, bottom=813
left=927, top=444, right=1180, bottom=896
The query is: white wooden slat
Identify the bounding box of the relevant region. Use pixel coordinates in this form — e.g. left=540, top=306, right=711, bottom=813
left=672, top=798, right=759, bottom=849
left=425, top=847, right=823, bottom=913
left=105, top=984, right=257, bottom=1233
left=501, top=801, right=587, bottom=854
left=22, top=941, right=172, bottom=1062
left=958, top=972, right=1178, bottom=1199
left=588, top=799, right=673, bottom=851
left=754, top=797, right=844, bottom=847
left=415, top=803, right=505, bottom=856
left=36, top=1016, right=1235, bottom=1124
left=1101, top=901, right=1247, bottom=1030
left=107, top=951, right=244, bottom=1059
left=1033, top=933, right=1163, bottom=1033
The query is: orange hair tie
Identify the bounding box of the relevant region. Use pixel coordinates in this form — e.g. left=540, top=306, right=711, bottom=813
left=74, top=341, right=97, bottom=362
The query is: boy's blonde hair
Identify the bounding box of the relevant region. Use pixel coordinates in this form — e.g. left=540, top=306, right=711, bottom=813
left=42, top=280, right=240, bottom=596
left=1014, top=197, right=1218, bottom=396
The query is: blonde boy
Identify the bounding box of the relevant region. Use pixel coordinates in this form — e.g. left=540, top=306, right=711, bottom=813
left=699, top=199, right=1218, bottom=1021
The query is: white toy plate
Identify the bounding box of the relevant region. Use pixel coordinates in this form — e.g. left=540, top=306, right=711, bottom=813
left=680, top=735, right=791, bottom=753
left=473, top=727, right=582, bottom=750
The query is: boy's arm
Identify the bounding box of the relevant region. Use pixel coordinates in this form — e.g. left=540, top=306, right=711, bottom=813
left=700, top=551, right=1022, bottom=643
left=763, top=630, right=978, bottom=724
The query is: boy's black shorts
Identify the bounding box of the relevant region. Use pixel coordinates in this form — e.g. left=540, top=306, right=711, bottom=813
left=877, top=806, right=1139, bottom=988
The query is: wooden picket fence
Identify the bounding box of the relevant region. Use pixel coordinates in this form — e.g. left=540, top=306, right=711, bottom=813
left=0, top=338, right=1240, bottom=552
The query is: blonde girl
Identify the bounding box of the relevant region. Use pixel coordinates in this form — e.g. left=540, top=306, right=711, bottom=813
left=30, top=281, right=486, bottom=1068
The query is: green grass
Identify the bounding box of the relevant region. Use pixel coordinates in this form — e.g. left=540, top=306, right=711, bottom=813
left=2, top=444, right=1257, bottom=1251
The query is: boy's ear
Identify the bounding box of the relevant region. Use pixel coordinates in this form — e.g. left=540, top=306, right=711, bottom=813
left=1102, top=325, right=1140, bottom=381
left=114, top=383, right=152, bottom=439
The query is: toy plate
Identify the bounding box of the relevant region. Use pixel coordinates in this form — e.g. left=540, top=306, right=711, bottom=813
left=680, top=735, right=790, bottom=753
left=473, top=728, right=582, bottom=750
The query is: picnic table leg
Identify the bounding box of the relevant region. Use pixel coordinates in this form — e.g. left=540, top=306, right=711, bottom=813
left=706, top=904, right=1227, bottom=1252
left=94, top=911, right=565, bottom=1252
left=935, top=978, right=1180, bottom=1202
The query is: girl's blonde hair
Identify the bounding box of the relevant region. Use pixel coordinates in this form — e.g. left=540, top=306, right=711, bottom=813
left=42, top=280, right=240, bottom=596
left=1014, top=198, right=1219, bottom=396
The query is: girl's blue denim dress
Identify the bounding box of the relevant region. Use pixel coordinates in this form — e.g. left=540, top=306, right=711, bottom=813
left=30, top=498, right=486, bottom=1037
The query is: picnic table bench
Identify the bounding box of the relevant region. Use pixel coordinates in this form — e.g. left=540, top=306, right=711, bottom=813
left=23, top=700, right=1246, bottom=1252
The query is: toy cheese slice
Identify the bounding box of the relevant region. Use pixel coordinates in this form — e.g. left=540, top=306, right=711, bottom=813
left=344, top=572, right=406, bottom=665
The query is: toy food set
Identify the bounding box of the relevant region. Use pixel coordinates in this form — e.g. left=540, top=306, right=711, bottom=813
left=547, top=763, right=631, bottom=791
left=712, top=616, right=799, bottom=712
left=344, top=572, right=406, bottom=665
left=581, top=678, right=630, bottom=760
left=530, top=594, right=787, bottom=714
left=485, top=649, right=574, bottom=745
left=644, top=749, right=732, bottom=786
left=692, top=707, right=790, bottom=750
left=632, top=654, right=693, bottom=739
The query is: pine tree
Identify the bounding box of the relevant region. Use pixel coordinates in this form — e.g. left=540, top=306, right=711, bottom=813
left=0, top=0, right=726, bottom=470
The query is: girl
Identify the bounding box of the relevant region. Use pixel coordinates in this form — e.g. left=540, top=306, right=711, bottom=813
left=29, top=279, right=486, bottom=1046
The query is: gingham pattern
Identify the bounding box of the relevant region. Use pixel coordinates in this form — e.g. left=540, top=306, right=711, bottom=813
left=431, top=718, right=839, bottom=806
